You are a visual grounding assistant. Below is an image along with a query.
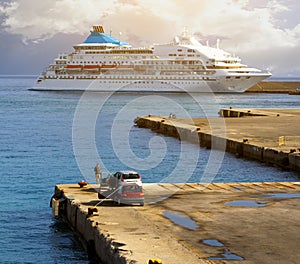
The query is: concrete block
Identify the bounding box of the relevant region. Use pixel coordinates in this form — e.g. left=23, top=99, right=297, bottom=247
left=243, top=144, right=264, bottom=161
left=263, top=148, right=289, bottom=168
left=289, top=153, right=300, bottom=172
left=66, top=200, right=78, bottom=229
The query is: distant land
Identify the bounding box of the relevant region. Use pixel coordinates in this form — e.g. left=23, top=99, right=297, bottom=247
left=247, top=78, right=300, bottom=93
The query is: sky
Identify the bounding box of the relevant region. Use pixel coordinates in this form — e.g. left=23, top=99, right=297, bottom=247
left=0, top=0, right=299, bottom=77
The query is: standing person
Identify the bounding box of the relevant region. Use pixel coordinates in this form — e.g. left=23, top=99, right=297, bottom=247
left=94, top=163, right=102, bottom=184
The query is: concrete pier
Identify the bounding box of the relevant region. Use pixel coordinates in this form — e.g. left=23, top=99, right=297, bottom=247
left=52, top=182, right=300, bottom=263
left=135, top=109, right=300, bottom=172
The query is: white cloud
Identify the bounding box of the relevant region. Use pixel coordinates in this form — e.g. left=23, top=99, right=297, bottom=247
left=0, top=0, right=299, bottom=76
left=0, top=0, right=115, bottom=40
left=267, top=0, right=290, bottom=13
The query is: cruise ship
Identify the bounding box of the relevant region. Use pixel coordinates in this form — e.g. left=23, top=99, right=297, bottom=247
left=32, top=26, right=271, bottom=93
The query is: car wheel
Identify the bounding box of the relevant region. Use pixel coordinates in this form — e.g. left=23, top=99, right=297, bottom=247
left=98, top=193, right=105, bottom=199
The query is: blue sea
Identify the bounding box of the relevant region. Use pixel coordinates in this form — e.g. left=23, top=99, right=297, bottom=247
left=0, top=76, right=299, bottom=263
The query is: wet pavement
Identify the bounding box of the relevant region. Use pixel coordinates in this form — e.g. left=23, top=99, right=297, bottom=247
left=141, top=182, right=300, bottom=264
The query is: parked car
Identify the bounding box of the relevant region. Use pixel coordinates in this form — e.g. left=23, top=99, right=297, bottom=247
left=111, top=170, right=142, bottom=187
left=97, top=183, right=144, bottom=206
left=114, top=183, right=144, bottom=206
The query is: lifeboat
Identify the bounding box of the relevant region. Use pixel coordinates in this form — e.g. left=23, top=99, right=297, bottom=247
left=117, top=65, right=134, bottom=70
left=101, top=64, right=117, bottom=69
left=66, top=65, right=82, bottom=71
left=83, top=65, right=100, bottom=71
left=134, top=66, right=146, bottom=72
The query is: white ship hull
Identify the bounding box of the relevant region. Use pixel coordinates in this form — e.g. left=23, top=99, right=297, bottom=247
left=32, top=74, right=268, bottom=93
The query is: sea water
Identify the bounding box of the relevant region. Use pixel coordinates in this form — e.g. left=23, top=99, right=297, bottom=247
left=0, top=76, right=299, bottom=263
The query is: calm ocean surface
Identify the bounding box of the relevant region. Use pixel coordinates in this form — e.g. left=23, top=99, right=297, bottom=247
left=0, top=76, right=299, bottom=263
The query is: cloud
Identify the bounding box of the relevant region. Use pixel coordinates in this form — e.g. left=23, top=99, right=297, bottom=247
left=1, top=0, right=298, bottom=47
left=0, top=0, right=299, bottom=76
left=0, top=0, right=115, bottom=41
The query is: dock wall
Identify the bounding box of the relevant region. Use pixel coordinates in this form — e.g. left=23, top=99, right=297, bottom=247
left=219, top=108, right=267, bottom=117
left=54, top=186, right=127, bottom=263
left=135, top=116, right=300, bottom=172
left=289, top=153, right=300, bottom=171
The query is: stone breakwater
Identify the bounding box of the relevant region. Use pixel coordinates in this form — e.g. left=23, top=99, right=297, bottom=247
left=247, top=81, right=300, bottom=93
left=134, top=109, right=300, bottom=172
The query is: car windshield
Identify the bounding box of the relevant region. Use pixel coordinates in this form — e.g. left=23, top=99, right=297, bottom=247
left=122, top=185, right=142, bottom=192
left=123, top=173, right=139, bottom=179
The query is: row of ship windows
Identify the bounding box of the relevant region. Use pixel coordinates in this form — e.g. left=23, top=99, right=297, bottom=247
left=178, top=49, right=196, bottom=53
left=106, top=55, right=160, bottom=60
left=226, top=76, right=251, bottom=79
left=46, top=75, right=250, bottom=81
left=46, top=75, right=210, bottom=80
left=70, top=55, right=161, bottom=61
left=57, top=60, right=203, bottom=65
left=78, top=53, right=200, bottom=59
left=169, top=54, right=200, bottom=57
left=74, top=47, right=195, bottom=52
left=74, top=55, right=141, bottom=60
left=77, top=48, right=195, bottom=54
left=75, top=46, right=153, bottom=54
left=84, top=50, right=153, bottom=54
left=74, top=46, right=107, bottom=50
left=59, top=49, right=196, bottom=59
left=97, top=81, right=205, bottom=84
left=45, top=77, right=211, bottom=84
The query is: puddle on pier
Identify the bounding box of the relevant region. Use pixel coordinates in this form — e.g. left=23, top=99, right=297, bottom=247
left=206, top=249, right=244, bottom=261
left=260, top=193, right=300, bottom=199
left=225, top=200, right=267, bottom=207
left=202, top=239, right=244, bottom=261
left=202, top=239, right=224, bottom=247
left=163, top=210, right=199, bottom=230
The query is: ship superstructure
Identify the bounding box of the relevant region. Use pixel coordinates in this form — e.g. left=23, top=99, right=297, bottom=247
left=33, top=26, right=271, bottom=92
